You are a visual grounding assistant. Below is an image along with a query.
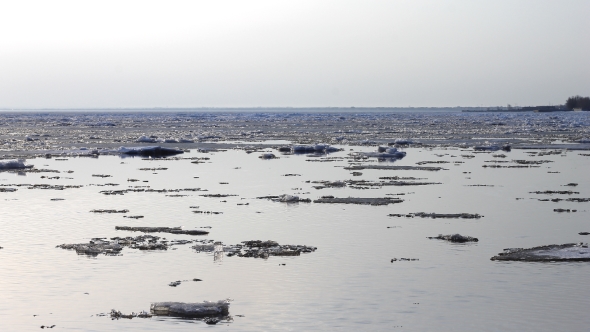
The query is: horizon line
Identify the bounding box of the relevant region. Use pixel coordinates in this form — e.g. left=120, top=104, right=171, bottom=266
left=0, top=105, right=554, bottom=111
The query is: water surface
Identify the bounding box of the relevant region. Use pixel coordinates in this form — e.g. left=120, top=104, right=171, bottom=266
left=1, top=146, right=589, bottom=331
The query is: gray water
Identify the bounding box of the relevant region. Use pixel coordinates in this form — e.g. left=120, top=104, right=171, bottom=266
left=1, top=147, right=589, bottom=331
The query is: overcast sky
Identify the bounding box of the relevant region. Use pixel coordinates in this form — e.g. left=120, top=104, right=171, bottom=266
left=0, top=0, right=588, bottom=108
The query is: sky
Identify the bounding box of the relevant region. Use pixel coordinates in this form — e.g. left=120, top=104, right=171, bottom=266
left=0, top=0, right=588, bottom=109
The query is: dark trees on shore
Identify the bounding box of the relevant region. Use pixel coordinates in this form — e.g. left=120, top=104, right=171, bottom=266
left=566, top=96, right=590, bottom=110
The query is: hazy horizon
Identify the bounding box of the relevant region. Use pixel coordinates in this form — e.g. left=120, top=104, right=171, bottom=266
left=0, top=106, right=542, bottom=113
left=1, top=0, right=588, bottom=109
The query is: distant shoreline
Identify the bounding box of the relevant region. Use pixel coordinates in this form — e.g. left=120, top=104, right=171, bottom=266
left=0, top=107, right=559, bottom=113
left=1, top=107, right=582, bottom=114
left=461, top=109, right=574, bottom=113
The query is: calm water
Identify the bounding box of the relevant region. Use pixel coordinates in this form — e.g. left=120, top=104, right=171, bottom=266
left=1, top=146, right=589, bottom=331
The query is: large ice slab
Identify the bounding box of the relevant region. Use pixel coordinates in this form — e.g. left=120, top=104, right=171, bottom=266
left=344, top=165, right=445, bottom=171
left=0, top=159, right=33, bottom=170
left=491, top=243, right=590, bottom=261
left=117, top=146, right=184, bottom=157
left=428, top=234, right=479, bottom=243
left=150, top=300, right=230, bottom=317
left=313, top=197, right=403, bottom=205
left=115, top=226, right=209, bottom=235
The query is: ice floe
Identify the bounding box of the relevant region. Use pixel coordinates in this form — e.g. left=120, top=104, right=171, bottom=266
left=150, top=300, right=231, bottom=317
left=192, top=240, right=317, bottom=259
left=135, top=136, right=158, bottom=143
left=116, top=146, right=184, bottom=157
left=0, top=159, right=33, bottom=170
left=427, top=234, right=479, bottom=243
left=291, top=144, right=340, bottom=153
left=491, top=243, right=590, bottom=261
left=115, top=226, right=209, bottom=235
left=355, top=147, right=407, bottom=159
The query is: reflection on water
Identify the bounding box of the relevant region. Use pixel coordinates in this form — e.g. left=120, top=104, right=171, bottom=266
left=213, top=242, right=224, bottom=263
left=0, top=147, right=590, bottom=331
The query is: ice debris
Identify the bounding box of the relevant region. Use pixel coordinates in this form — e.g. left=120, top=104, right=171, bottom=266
left=388, top=212, right=482, bottom=219
left=90, top=209, right=129, bottom=213
left=554, top=209, right=576, bottom=213
left=530, top=190, right=578, bottom=195
left=108, top=309, right=152, bottom=319
left=391, top=258, right=419, bottom=262
left=394, top=138, right=414, bottom=145
left=117, top=146, right=184, bottom=157
left=259, top=153, right=277, bottom=159
left=150, top=300, right=231, bottom=317
left=344, top=165, right=445, bottom=171
left=135, top=136, right=158, bottom=143
left=427, top=234, right=479, bottom=243
left=257, top=194, right=311, bottom=203
left=473, top=144, right=511, bottom=152
left=274, top=194, right=302, bottom=202
left=491, top=243, right=590, bottom=261
left=313, top=196, right=403, bottom=205
left=192, top=240, right=316, bottom=258
left=57, top=235, right=193, bottom=256
left=291, top=144, right=340, bottom=154
left=355, top=147, right=406, bottom=159
left=57, top=238, right=123, bottom=256
left=0, top=159, right=33, bottom=170
left=115, top=226, right=209, bottom=235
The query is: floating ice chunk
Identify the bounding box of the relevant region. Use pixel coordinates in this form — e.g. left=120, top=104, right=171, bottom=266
left=356, top=148, right=406, bottom=159
left=136, top=136, right=158, bottom=143
left=197, top=134, right=221, bottom=140
left=292, top=145, right=313, bottom=153
left=277, top=194, right=301, bottom=202
left=386, top=147, right=398, bottom=154
left=428, top=234, right=479, bottom=243
left=108, top=309, right=152, bottom=319
left=292, top=144, right=339, bottom=153
left=491, top=243, right=590, bottom=261
left=57, top=239, right=123, bottom=256
left=395, top=138, right=413, bottom=145
left=344, top=165, right=444, bottom=171
left=163, top=138, right=178, bottom=143
left=115, top=226, right=209, bottom=235
left=259, top=153, right=277, bottom=159
left=0, top=159, right=33, bottom=170
left=474, top=144, right=511, bottom=152
left=150, top=300, right=231, bottom=317
left=578, top=138, right=590, bottom=143
left=178, top=138, right=195, bottom=143
left=192, top=243, right=215, bottom=252
left=117, top=146, right=184, bottom=157
left=358, top=139, right=377, bottom=145
left=314, top=143, right=336, bottom=152
left=257, top=195, right=311, bottom=203
left=474, top=145, right=500, bottom=151
left=313, top=197, right=403, bottom=205
left=274, top=194, right=299, bottom=202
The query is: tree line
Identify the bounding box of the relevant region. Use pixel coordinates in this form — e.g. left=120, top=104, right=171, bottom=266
left=566, top=95, right=590, bottom=110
